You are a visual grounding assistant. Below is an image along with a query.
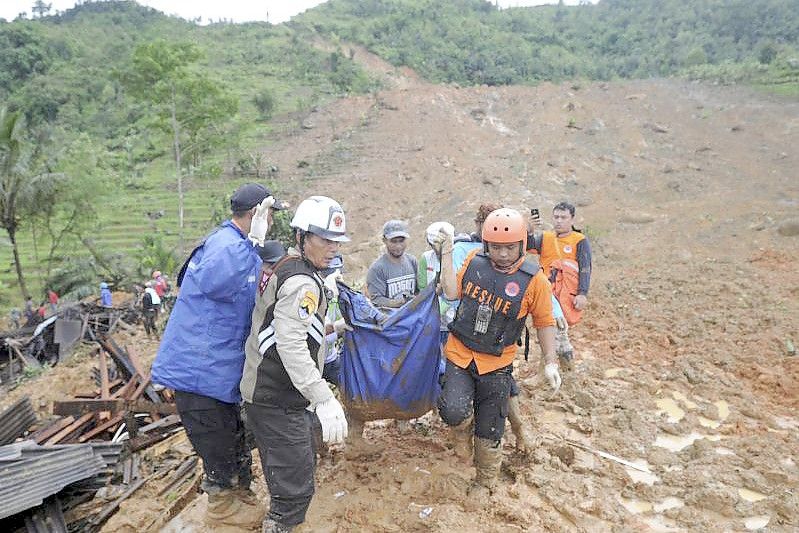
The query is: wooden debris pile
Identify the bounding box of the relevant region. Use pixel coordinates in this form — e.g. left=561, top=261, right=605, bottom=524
left=1, top=296, right=145, bottom=385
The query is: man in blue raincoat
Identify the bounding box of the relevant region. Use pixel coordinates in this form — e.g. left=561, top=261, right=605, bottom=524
left=152, top=183, right=283, bottom=531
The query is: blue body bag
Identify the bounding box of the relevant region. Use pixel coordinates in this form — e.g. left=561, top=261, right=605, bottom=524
left=337, top=283, right=442, bottom=421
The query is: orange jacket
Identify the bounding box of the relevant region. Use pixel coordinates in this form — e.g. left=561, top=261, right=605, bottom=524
left=445, top=250, right=555, bottom=375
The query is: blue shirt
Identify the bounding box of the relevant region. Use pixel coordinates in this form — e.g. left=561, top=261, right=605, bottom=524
left=100, top=288, right=113, bottom=307
left=152, top=220, right=261, bottom=403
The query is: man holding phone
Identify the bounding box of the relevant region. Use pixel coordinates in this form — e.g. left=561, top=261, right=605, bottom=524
left=528, top=201, right=593, bottom=367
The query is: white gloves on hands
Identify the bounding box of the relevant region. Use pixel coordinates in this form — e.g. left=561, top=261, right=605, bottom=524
left=248, top=196, right=275, bottom=246
left=323, top=270, right=343, bottom=299
left=315, top=396, right=348, bottom=444
left=544, top=362, right=562, bottom=393
left=430, top=227, right=454, bottom=255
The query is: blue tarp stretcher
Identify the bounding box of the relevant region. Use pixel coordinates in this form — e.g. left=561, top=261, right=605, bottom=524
left=336, top=283, right=442, bottom=421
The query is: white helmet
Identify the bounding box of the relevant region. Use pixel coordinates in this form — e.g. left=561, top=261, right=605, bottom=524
left=425, top=221, right=455, bottom=245
left=290, top=196, right=350, bottom=242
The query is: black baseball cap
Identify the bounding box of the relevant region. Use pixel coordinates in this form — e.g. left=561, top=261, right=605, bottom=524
left=230, top=183, right=285, bottom=212
left=255, top=240, right=287, bottom=263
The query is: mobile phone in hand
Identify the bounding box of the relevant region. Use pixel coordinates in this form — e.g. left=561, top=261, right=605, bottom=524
left=530, top=208, right=540, bottom=218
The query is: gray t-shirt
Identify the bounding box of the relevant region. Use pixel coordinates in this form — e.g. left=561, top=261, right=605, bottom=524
left=366, top=253, right=418, bottom=308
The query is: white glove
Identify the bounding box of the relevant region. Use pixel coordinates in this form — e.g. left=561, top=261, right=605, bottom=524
left=248, top=196, right=275, bottom=246
left=333, top=318, right=352, bottom=335
left=315, top=396, right=348, bottom=444
left=430, top=227, right=454, bottom=255
left=323, top=270, right=343, bottom=299
left=544, top=362, right=562, bottom=393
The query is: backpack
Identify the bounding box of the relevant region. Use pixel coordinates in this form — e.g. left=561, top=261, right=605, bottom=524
left=549, top=258, right=582, bottom=326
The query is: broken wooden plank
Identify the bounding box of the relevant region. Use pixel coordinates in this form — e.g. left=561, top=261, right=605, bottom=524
left=45, top=413, right=94, bottom=445
left=138, top=414, right=181, bottom=434
left=89, top=474, right=151, bottom=527
left=98, top=348, right=111, bottom=421
left=157, top=456, right=198, bottom=497
left=53, top=399, right=177, bottom=416
left=110, top=375, right=139, bottom=400
left=77, top=412, right=124, bottom=442
left=31, top=416, right=75, bottom=444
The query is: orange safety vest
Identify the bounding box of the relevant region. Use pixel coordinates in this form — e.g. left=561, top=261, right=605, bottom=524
left=540, top=231, right=585, bottom=326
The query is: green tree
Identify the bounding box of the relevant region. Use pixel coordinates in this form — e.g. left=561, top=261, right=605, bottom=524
left=121, top=40, right=238, bottom=253
left=254, top=87, right=276, bottom=120
left=31, top=1, right=52, bottom=18
left=29, top=133, right=111, bottom=280
left=0, top=108, right=61, bottom=299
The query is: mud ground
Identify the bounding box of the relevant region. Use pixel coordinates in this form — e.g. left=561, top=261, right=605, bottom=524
left=3, top=45, right=797, bottom=532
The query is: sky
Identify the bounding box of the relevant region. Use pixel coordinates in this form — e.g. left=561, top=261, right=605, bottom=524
left=1, top=1, right=593, bottom=24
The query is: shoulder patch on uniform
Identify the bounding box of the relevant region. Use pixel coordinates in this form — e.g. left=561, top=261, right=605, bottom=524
left=298, top=290, right=318, bottom=319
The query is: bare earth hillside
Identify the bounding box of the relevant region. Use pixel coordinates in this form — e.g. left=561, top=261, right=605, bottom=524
left=5, top=46, right=797, bottom=532
left=160, top=47, right=799, bottom=532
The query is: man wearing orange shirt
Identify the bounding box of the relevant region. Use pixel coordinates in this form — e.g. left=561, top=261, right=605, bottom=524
left=433, top=208, right=560, bottom=499
left=528, top=201, right=592, bottom=367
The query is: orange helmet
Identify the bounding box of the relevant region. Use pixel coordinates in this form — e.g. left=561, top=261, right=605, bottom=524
left=481, top=208, right=527, bottom=248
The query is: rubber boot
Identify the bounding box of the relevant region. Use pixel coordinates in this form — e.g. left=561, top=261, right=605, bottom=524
left=507, top=395, right=534, bottom=454
left=206, top=489, right=263, bottom=530
left=466, top=437, right=503, bottom=508
left=555, top=317, right=574, bottom=371
left=449, top=415, right=474, bottom=463
left=262, top=517, right=294, bottom=533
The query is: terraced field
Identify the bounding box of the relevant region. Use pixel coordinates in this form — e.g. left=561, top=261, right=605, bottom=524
left=0, top=174, right=261, bottom=307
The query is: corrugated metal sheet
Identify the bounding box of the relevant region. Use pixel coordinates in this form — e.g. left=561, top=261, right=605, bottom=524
left=0, top=397, right=37, bottom=445
left=0, top=442, right=108, bottom=520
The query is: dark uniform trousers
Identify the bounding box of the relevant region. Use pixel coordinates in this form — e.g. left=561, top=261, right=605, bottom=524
left=244, top=402, right=316, bottom=527
left=437, top=360, right=513, bottom=442
left=173, top=390, right=252, bottom=492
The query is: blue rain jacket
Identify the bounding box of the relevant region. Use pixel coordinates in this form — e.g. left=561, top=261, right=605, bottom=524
left=152, top=220, right=261, bottom=403
left=337, top=283, right=442, bottom=420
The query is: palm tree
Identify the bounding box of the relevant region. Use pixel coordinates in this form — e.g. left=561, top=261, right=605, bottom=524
left=0, top=107, right=58, bottom=300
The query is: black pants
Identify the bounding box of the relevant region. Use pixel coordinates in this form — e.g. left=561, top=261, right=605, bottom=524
left=438, top=360, right=512, bottom=442
left=142, top=309, right=157, bottom=336
left=245, top=402, right=316, bottom=527
left=174, top=390, right=252, bottom=492
left=322, top=357, right=341, bottom=387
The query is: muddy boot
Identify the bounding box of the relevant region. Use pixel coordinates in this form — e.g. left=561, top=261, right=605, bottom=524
left=344, top=417, right=380, bottom=458
left=466, top=437, right=503, bottom=509
left=448, top=415, right=474, bottom=463
left=262, top=517, right=294, bottom=533
left=555, top=317, right=574, bottom=371
left=507, top=395, right=534, bottom=455
left=206, top=488, right=263, bottom=531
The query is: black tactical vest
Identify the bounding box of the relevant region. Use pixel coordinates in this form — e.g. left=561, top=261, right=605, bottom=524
left=250, top=257, right=326, bottom=408
left=449, top=253, right=539, bottom=356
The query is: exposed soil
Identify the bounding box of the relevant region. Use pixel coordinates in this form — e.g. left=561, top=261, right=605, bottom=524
left=4, top=45, right=798, bottom=532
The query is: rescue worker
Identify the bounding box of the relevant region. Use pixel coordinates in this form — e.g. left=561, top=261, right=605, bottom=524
left=151, top=183, right=282, bottom=531
left=434, top=208, right=561, bottom=499
left=528, top=201, right=593, bottom=368
left=450, top=204, right=539, bottom=453
left=240, top=195, right=349, bottom=533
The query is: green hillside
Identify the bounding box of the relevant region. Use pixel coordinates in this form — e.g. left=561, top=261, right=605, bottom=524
left=1, top=0, right=797, bottom=309
left=292, top=0, right=799, bottom=87
left=0, top=0, right=376, bottom=308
